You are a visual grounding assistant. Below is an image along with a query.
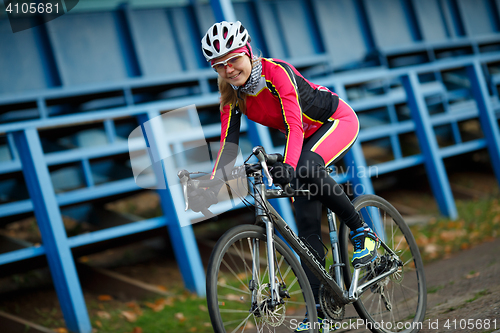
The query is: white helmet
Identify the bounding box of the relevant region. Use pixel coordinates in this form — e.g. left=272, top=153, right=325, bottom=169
left=201, top=21, right=250, bottom=62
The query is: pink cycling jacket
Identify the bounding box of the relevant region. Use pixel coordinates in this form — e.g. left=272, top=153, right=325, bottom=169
left=212, top=58, right=339, bottom=176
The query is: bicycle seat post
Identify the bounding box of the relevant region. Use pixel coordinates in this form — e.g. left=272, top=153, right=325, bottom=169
left=327, top=209, right=344, bottom=289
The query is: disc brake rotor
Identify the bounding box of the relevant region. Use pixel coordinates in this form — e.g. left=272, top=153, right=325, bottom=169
left=256, top=283, right=286, bottom=327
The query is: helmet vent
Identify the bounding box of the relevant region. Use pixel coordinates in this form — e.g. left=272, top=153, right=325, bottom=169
left=204, top=49, right=213, bottom=57
left=223, top=27, right=228, bottom=38
left=226, top=36, right=234, bottom=49
left=206, top=35, right=211, bottom=46
left=214, top=40, right=220, bottom=52
left=212, top=25, right=218, bottom=36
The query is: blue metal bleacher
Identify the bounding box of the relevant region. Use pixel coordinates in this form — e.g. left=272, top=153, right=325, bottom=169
left=1, top=1, right=500, bottom=332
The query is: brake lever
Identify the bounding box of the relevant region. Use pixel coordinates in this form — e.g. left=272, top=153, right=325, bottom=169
left=177, top=170, right=190, bottom=211
left=253, top=146, right=273, bottom=186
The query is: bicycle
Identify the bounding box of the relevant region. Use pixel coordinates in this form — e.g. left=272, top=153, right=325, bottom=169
left=178, top=146, right=427, bottom=333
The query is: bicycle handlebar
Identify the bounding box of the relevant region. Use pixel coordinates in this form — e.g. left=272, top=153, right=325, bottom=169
left=178, top=146, right=292, bottom=219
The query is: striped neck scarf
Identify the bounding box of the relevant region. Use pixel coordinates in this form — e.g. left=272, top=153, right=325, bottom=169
left=231, top=58, right=262, bottom=96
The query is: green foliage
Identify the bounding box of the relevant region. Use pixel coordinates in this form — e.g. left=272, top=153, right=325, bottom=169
left=89, top=290, right=213, bottom=333
left=410, top=197, right=500, bottom=263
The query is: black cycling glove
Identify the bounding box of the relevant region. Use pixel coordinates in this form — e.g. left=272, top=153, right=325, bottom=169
left=270, top=162, right=294, bottom=186
left=188, top=188, right=218, bottom=213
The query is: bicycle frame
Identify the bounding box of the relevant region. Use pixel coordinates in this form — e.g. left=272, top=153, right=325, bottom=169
left=179, top=145, right=402, bottom=311
left=250, top=172, right=402, bottom=308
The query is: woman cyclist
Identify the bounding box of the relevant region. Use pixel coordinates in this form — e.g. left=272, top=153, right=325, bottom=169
left=189, top=21, right=379, bottom=331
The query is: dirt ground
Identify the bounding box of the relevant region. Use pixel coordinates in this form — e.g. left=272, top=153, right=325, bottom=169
left=336, top=238, right=500, bottom=333
left=419, top=237, right=500, bottom=333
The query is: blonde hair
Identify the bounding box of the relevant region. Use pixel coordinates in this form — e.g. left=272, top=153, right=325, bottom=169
left=219, top=57, right=262, bottom=114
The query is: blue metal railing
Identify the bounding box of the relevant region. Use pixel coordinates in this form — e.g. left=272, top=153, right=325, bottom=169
left=1, top=1, right=500, bottom=332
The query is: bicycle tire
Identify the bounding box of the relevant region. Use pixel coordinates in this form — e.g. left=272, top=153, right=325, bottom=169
left=207, top=224, right=319, bottom=333
left=339, top=194, right=427, bottom=333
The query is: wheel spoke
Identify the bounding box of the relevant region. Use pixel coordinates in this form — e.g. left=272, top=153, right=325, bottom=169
left=342, top=196, right=426, bottom=333
left=208, top=226, right=315, bottom=332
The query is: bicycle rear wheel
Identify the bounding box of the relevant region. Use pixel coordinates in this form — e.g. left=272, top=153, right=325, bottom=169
left=340, top=195, right=427, bottom=333
left=207, top=224, right=318, bottom=333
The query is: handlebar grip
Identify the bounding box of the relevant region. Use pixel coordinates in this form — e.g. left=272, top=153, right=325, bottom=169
left=266, top=153, right=283, bottom=165
left=201, top=208, right=218, bottom=221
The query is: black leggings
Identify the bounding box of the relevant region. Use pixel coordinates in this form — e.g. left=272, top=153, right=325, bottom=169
left=292, top=150, right=363, bottom=304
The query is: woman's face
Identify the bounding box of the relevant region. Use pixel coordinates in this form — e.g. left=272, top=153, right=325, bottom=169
left=212, top=52, right=252, bottom=86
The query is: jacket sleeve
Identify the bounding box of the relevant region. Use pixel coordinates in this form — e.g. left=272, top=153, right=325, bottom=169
left=211, top=103, right=242, bottom=181
left=269, top=62, right=304, bottom=170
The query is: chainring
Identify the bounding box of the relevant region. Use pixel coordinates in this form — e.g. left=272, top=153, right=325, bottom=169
left=319, top=284, right=345, bottom=321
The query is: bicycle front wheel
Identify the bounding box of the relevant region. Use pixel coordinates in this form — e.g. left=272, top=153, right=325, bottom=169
left=207, top=224, right=318, bottom=333
left=340, top=195, right=427, bottom=333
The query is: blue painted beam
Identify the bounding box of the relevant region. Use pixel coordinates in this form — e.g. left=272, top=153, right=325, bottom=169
left=0, top=200, right=33, bottom=218
left=374, top=154, right=425, bottom=175
left=0, top=246, right=46, bottom=266
left=439, top=139, right=487, bottom=158
left=137, top=111, right=206, bottom=296
left=0, top=217, right=167, bottom=265
left=466, top=62, right=500, bottom=187
left=0, top=93, right=220, bottom=135
left=67, top=217, right=167, bottom=248
left=343, top=141, right=375, bottom=196
left=210, top=0, right=237, bottom=22
left=401, top=72, right=458, bottom=219
left=12, top=128, right=92, bottom=333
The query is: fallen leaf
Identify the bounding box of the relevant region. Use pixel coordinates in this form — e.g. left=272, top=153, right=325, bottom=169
left=122, top=311, right=138, bottom=322
left=245, top=322, right=255, bottom=329
left=157, top=285, right=167, bottom=291
left=131, top=327, right=143, bottom=333
left=439, top=230, right=466, bottom=242
left=465, top=272, right=480, bottom=279
left=145, top=301, right=164, bottom=312
left=424, top=244, right=440, bottom=259
left=198, top=305, right=207, bottom=312
left=189, top=328, right=197, bottom=332
left=96, top=311, right=111, bottom=320
left=126, top=302, right=143, bottom=315
left=225, top=294, right=241, bottom=301
left=53, top=328, right=68, bottom=333
left=460, top=243, right=470, bottom=250
left=98, top=295, right=113, bottom=301
left=155, top=297, right=174, bottom=307
left=175, top=312, right=186, bottom=323
left=95, top=320, right=102, bottom=328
